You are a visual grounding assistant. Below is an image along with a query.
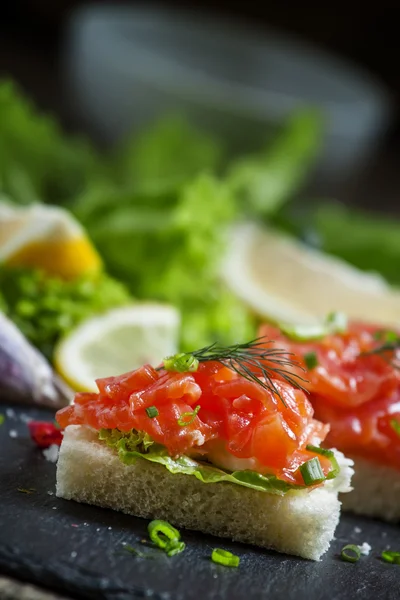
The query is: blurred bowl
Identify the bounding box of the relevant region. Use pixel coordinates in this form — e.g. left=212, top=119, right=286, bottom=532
left=64, top=4, right=392, bottom=186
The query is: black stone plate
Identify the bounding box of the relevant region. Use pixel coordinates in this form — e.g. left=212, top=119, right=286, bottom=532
left=1, top=403, right=399, bottom=600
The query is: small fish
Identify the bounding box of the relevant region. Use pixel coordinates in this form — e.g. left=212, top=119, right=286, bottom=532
left=0, top=312, right=73, bottom=408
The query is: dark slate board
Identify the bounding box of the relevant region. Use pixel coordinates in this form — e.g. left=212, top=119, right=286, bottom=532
left=1, top=403, right=399, bottom=600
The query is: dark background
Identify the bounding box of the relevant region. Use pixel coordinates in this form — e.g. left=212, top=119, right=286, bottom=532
left=1, top=0, right=400, bottom=211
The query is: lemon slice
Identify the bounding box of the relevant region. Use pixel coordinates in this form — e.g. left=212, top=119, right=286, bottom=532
left=222, top=222, right=400, bottom=327
left=55, top=304, right=181, bottom=392
left=0, top=202, right=101, bottom=279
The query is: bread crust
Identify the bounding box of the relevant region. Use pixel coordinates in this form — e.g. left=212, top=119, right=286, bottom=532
left=340, top=455, right=400, bottom=522
left=56, top=425, right=349, bottom=560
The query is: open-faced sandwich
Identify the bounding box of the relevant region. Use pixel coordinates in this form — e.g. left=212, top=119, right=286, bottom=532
left=259, top=318, right=400, bottom=522
left=55, top=340, right=353, bottom=561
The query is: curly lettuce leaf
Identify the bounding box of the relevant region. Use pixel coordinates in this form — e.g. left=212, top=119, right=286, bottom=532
left=0, top=80, right=104, bottom=205
left=98, top=428, right=304, bottom=495
left=76, top=173, right=256, bottom=350
left=0, top=267, right=131, bottom=359
left=115, top=116, right=225, bottom=191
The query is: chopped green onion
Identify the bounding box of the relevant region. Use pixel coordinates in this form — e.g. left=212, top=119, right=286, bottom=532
left=165, top=540, right=186, bottom=557
left=17, top=487, right=36, bottom=494
left=390, top=419, right=400, bottom=437
left=148, top=520, right=185, bottom=556
left=177, top=405, right=201, bottom=427
left=0, top=415, right=4, bottom=426
left=299, top=457, right=325, bottom=486
left=382, top=550, right=400, bottom=564
left=341, top=544, right=361, bottom=563
left=146, top=406, right=159, bottom=419
left=163, top=353, right=199, bottom=373
left=303, top=351, right=318, bottom=370
left=211, top=548, right=240, bottom=567
left=306, top=444, right=340, bottom=480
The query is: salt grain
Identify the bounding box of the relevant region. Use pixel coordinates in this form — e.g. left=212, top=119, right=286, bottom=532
left=108, top=527, right=112, bottom=530
left=358, top=542, right=372, bottom=556
left=71, top=551, right=77, bottom=559
left=6, top=408, right=16, bottom=419
left=354, top=527, right=362, bottom=534
left=42, top=444, right=59, bottom=463
left=19, top=413, right=33, bottom=424
left=52, top=507, right=57, bottom=510
left=9, top=430, right=18, bottom=438
left=96, top=528, right=100, bottom=532
left=47, top=491, right=54, bottom=496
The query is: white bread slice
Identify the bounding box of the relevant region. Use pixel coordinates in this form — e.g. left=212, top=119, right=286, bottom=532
left=340, top=455, right=400, bottom=522
left=56, top=425, right=353, bottom=561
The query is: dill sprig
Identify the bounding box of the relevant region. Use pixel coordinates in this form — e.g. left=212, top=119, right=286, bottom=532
left=360, top=338, right=400, bottom=368
left=163, top=338, right=308, bottom=406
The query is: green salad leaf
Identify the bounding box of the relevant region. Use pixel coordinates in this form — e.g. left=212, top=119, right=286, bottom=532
left=99, top=428, right=307, bottom=496
left=0, top=267, right=131, bottom=358
left=115, top=116, right=225, bottom=191
left=313, top=202, right=400, bottom=286
left=0, top=81, right=104, bottom=206
left=0, top=81, right=324, bottom=353
left=227, top=109, right=323, bottom=218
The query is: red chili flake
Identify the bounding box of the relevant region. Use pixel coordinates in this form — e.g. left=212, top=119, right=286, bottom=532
left=71, top=524, right=79, bottom=528
left=28, top=421, right=63, bottom=449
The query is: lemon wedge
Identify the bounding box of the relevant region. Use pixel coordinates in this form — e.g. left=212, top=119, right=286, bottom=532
left=55, top=304, right=181, bottom=392
left=0, top=202, right=101, bottom=279
left=222, top=222, right=400, bottom=327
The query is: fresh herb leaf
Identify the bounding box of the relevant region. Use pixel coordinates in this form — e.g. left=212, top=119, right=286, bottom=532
left=17, top=487, right=36, bottom=494
left=0, top=267, right=131, bottom=359
left=163, top=337, right=308, bottom=406
left=99, top=430, right=332, bottom=496
left=0, top=415, right=4, bottom=426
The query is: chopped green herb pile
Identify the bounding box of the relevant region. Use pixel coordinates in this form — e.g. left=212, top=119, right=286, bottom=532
left=0, top=267, right=131, bottom=359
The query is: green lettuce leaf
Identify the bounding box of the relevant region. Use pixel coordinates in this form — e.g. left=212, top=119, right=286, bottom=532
left=115, top=116, right=225, bottom=191
left=227, top=109, right=323, bottom=218
left=99, top=428, right=306, bottom=496
left=0, top=80, right=104, bottom=205
left=314, top=202, right=400, bottom=286
left=0, top=267, right=131, bottom=359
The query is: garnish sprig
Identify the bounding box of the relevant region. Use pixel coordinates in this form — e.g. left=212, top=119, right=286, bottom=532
left=360, top=331, right=400, bottom=369
left=162, top=338, right=308, bottom=406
